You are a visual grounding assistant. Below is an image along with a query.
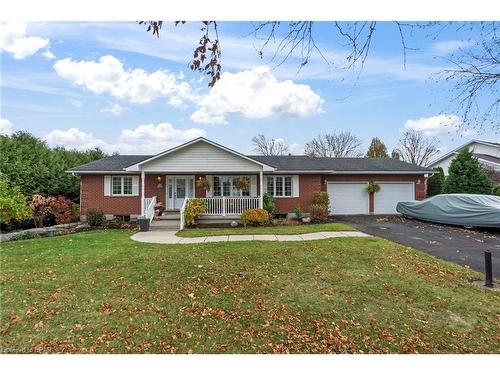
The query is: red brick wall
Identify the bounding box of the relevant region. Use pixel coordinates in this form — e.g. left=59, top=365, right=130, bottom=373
left=274, top=175, right=322, bottom=213
left=80, top=174, right=141, bottom=216
left=145, top=175, right=166, bottom=207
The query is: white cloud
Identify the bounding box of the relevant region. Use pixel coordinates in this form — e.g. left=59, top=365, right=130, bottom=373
left=53, top=55, right=197, bottom=106
left=100, top=103, right=126, bottom=116
left=432, top=40, right=473, bottom=55
left=44, top=128, right=111, bottom=151
left=0, top=22, right=50, bottom=59
left=44, top=123, right=206, bottom=154
left=0, top=118, right=13, bottom=135
left=404, top=114, right=462, bottom=136
left=190, top=66, right=324, bottom=124
left=461, top=129, right=476, bottom=137
left=68, top=99, right=82, bottom=108
left=42, top=49, right=56, bottom=60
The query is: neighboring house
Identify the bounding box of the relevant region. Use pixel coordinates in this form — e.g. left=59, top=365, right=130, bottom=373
left=68, top=137, right=432, bottom=226
left=428, top=140, right=500, bottom=177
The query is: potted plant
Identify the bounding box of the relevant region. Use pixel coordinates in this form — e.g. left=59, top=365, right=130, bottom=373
left=366, top=182, right=381, bottom=194
left=195, top=177, right=211, bottom=190
left=234, top=177, right=250, bottom=192
left=154, top=202, right=165, bottom=217
left=138, top=216, right=150, bottom=232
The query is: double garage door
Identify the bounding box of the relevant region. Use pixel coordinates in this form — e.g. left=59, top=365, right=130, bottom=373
left=327, top=182, right=414, bottom=215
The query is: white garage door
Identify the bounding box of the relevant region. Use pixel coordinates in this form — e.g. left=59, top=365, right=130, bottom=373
left=327, top=182, right=369, bottom=215
left=374, top=182, right=414, bottom=214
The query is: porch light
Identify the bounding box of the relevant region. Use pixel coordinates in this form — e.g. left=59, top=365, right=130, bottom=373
left=157, top=176, right=163, bottom=189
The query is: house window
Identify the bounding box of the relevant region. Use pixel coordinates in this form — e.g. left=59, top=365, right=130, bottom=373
left=213, top=176, right=251, bottom=197
left=265, top=176, right=293, bottom=197
left=111, top=176, right=133, bottom=196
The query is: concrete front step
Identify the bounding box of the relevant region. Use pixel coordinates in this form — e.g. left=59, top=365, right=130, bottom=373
left=159, top=214, right=180, bottom=220
left=150, top=220, right=180, bottom=230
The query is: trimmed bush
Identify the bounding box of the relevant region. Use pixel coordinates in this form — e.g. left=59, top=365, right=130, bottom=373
left=308, top=204, right=329, bottom=223
left=240, top=208, right=270, bottom=227
left=9, top=231, right=40, bottom=241
left=312, top=191, right=329, bottom=208
left=427, top=167, right=445, bottom=196
left=86, top=208, right=106, bottom=227
left=184, top=199, right=208, bottom=227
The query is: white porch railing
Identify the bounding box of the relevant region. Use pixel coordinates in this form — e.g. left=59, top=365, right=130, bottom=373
left=143, top=196, right=157, bottom=223
left=179, top=197, right=260, bottom=230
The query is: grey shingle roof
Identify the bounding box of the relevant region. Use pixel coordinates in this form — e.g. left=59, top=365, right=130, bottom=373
left=69, top=153, right=432, bottom=173
left=67, top=155, right=152, bottom=172
left=249, top=155, right=432, bottom=172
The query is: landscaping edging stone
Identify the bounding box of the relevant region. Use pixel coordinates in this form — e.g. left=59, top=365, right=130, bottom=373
left=0, top=222, right=91, bottom=242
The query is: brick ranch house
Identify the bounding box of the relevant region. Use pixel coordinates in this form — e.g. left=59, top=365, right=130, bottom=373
left=68, top=137, right=432, bottom=228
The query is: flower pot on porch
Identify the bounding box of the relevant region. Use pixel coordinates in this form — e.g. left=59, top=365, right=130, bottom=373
left=138, top=217, right=150, bottom=232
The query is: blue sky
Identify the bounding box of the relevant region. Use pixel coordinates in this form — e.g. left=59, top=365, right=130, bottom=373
left=1, top=21, right=498, bottom=159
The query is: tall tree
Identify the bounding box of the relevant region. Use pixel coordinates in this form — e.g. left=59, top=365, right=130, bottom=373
left=366, top=137, right=389, bottom=158
left=391, top=150, right=401, bottom=160
left=305, top=131, right=362, bottom=158
left=395, top=130, right=439, bottom=166
left=0, top=173, right=31, bottom=224
left=442, top=149, right=493, bottom=194
left=427, top=167, right=445, bottom=197
left=252, top=134, right=289, bottom=156
left=0, top=132, right=106, bottom=201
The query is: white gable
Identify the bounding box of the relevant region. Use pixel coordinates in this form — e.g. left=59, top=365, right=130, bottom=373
left=139, top=141, right=263, bottom=172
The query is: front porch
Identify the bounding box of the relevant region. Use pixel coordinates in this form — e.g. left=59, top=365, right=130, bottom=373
left=140, top=173, right=264, bottom=229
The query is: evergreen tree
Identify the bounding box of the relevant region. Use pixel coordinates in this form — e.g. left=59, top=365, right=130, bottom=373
left=366, top=137, right=388, bottom=158
left=427, top=167, right=445, bottom=196
left=442, top=148, right=493, bottom=194
left=391, top=150, right=400, bottom=160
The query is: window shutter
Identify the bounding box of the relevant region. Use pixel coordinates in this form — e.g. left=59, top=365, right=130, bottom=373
left=250, top=175, right=257, bottom=197
left=292, top=175, right=300, bottom=197
left=132, top=176, right=139, bottom=196
left=104, top=175, right=111, bottom=196
left=206, top=175, right=213, bottom=197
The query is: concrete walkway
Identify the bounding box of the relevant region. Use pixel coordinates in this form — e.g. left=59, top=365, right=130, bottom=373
left=131, top=230, right=371, bottom=244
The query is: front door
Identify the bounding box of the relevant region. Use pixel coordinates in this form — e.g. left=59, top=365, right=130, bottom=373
left=167, top=176, right=194, bottom=210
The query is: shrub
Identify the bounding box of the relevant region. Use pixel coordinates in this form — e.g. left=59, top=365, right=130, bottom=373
left=493, top=185, right=500, bottom=196
left=312, top=191, right=329, bottom=208
left=29, top=194, right=55, bottom=228
left=308, top=204, right=329, bottom=223
left=263, top=193, right=276, bottom=218
left=0, top=174, right=32, bottom=224
left=86, top=208, right=106, bottom=227
left=184, top=199, right=208, bottom=227
left=51, top=196, right=79, bottom=224
left=293, top=205, right=303, bottom=220
left=240, top=208, right=270, bottom=227
left=427, top=167, right=445, bottom=196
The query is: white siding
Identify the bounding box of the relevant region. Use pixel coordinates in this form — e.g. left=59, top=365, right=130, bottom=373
left=141, top=142, right=263, bottom=172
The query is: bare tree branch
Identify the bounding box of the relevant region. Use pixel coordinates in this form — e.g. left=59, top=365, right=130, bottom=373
left=305, top=131, right=362, bottom=158
left=252, top=134, right=289, bottom=156
left=395, top=130, right=440, bottom=166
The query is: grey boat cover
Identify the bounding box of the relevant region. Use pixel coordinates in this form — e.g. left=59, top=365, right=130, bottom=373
left=396, top=194, right=500, bottom=228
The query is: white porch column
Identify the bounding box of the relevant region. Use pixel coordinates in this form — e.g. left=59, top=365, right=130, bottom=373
left=140, top=170, right=145, bottom=216
left=259, top=170, right=263, bottom=208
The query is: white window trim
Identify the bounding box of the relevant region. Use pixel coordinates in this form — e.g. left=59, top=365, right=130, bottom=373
left=265, top=175, right=293, bottom=198
left=110, top=175, right=134, bottom=197
left=212, top=175, right=252, bottom=197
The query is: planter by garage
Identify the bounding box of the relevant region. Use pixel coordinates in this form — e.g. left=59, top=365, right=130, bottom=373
left=138, top=217, right=150, bottom=232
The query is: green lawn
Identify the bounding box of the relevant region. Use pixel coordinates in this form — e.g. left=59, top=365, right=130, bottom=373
left=1, top=230, right=499, bottom=354
left=177, top=222, right=355, bottom=237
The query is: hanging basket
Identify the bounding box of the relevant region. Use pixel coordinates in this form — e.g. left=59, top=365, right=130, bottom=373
left=195, top=177, right=211, bottom=190
left=234, top=177, right=250, bottom=191
left=366, top=182, right=381, bottom=194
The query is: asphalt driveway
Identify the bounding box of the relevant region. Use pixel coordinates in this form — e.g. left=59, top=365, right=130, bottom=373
left=335, top=215, right=500, bottom=274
